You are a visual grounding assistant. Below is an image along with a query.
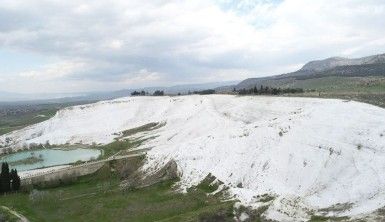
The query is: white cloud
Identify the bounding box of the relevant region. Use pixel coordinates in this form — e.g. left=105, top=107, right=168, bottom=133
left=18, top=61, right=87, bottom=80
left=121, top=69, right=161, bottom=85
left=0, top=0, right=385, bottom=93
left=107, top=40, right=124, bottom=50
left=73, top=4, right=91, bottom=14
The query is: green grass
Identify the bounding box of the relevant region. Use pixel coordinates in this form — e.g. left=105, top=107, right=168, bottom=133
left=0, top=166, right=234, bottom=222
left=256, top=194, right=275, bottom=203
left=97, top=139, right=143, bottom=158
left=284, top=76, right=385, bottom=94
left=194, top=174, right=220, bottom=193
left=196, top=181, right=219, bottom=194
left=309, top=215, right=350, bottom=222
left=244, top=76, right=385, bottom=108
left=120, top=122, right=164, bottom=138
left=274, top=76, right=385, bottom=108
left=96, top=122, right=165, bottom=158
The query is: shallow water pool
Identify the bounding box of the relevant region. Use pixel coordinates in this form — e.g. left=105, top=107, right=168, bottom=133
left=0, top=148, right=101, bottom=171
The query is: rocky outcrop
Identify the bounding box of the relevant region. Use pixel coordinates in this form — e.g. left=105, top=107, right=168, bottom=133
left=121, top=159, right=179, bottom=189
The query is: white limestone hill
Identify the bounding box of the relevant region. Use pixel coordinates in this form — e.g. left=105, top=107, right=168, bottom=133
left=1, top=95, right=385, bottom=221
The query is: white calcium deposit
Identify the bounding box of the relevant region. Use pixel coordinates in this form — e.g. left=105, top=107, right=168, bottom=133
left=1, top=95, right=385, bottom=221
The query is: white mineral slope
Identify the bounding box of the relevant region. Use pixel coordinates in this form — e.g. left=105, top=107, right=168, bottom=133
left=1, top=95, right=385, bottom=221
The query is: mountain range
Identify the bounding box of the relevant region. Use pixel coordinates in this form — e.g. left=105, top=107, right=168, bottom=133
left=231, top=53, right=385, bottom=90
left=0, top=81, right=239, bottom=103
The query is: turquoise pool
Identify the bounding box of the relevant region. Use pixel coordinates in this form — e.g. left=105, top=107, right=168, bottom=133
left=0, top=148, right=101, bottom=171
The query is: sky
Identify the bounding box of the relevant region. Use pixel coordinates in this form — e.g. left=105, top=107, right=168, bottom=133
left=1, top=0, right=385, bottom=94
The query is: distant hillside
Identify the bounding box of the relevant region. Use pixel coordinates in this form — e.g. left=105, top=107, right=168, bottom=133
left=233, top=53, right=385, bottom=90
left=82, top=80, right=239, bottom=100
left=0, top=81, right=239, bottom=102
left=300, top=53, right=385, bottom=72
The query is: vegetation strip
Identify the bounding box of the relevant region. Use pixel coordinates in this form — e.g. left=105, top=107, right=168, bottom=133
left=0, top=166, right=236, bottom=222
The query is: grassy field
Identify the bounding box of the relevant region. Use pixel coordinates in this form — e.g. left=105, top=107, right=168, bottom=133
left=0, top=108, right=57, bottom=136
left=272, top=76, right=385, bottom=108
left=285, top=76, right=385, bottom=94
left=0, top=101, right=96, bottom=136
left=239, top=75, right=385, bottom=108
left=0, top=166, right=234, bottom=222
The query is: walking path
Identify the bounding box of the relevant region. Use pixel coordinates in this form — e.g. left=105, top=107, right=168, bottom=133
left=21, top=153, right=144, bottom=180
left=1, top=206, right=29, bottom=222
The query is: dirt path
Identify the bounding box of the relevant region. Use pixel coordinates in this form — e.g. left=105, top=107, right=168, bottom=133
left=1, top=206, right=29, bottom=222
left=21, top=153, right=143, bottom=180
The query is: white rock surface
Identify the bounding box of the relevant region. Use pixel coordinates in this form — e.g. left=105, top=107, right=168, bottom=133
left=1, top=95, right=385, bottom=221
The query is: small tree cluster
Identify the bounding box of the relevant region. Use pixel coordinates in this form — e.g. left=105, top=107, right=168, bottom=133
left=192, top=89, right=216, bottom=95
left=131, top=90, right=147, bottom=96
left=0, top=162, right=21, bottom=194
left=153, top=90, right=164, bottom=96
left=237, top=85, right=303, bottom=95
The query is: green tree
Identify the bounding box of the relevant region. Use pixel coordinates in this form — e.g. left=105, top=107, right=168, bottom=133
left=253, top=86, right=258, bottom=94
left=131, top=91, right=140, bottom=96
left=153, top=90, right=164, bottom=96
left=10, top=169, right=21, bottom=191
left=1, top=162, right=11, bottom=193
left=260, top=85, right=265, bottom=94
